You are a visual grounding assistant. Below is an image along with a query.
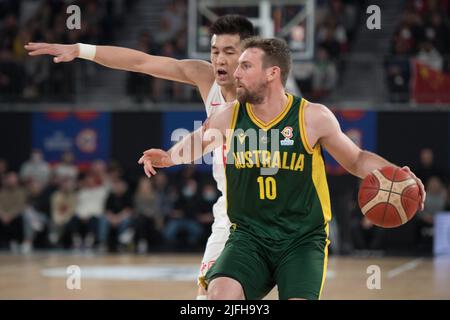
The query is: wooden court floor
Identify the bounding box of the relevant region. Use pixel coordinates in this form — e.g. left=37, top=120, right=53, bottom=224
left=0, top=252, right=449, bottom=299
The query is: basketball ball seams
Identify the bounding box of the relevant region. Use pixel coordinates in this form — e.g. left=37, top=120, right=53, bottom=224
left=380, top=167, right=397, bottom=227
left=372, top=169, right=394, bottom=191
left=391, top=178, right=417, bottom=194
left=383, top=203, right=403, bottom=227
left=360, top=189, right=390, bottom=214
left=388, top=193, right=408, bottom=224
left=360, top=186, right=393, bottom=192
left=378, top=166, right=396, bottom=180
left=397, top=192, right=420, bottom=202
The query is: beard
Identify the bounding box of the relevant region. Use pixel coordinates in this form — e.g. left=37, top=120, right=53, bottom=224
left=236, top=81, right=267, bottom=104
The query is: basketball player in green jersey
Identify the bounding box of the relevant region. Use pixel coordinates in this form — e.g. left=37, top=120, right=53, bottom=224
left=138, top=37, right=426, bottom=300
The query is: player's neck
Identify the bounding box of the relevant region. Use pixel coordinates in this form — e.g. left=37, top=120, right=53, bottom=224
left=249, top=87, right=288, bottom=124
left=220, top=84, right=237, bottom=102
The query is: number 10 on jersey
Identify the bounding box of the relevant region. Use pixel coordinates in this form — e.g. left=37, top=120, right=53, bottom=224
left=257, top=177, right=277, bottom=200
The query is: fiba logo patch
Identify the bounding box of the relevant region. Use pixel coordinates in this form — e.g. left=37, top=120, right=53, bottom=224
left=76, top=128, right=97, bottom=153
left=280, top=126, right=294, bottom=146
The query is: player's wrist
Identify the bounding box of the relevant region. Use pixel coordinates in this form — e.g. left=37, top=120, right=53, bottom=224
left=77, top=43, right=96, bottom=60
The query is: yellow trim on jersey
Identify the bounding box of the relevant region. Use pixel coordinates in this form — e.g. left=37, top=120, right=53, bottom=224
left=299, top=99, right=314, bottom=155
left=225, top=102, right=240, bottom=154
left=312, top=145, right=332, bottom=224
left=319, top=237, right=330, bottom=299
left=245, top=93, right=293, bottom=131
left=224, top=102, right=240, bottom=231
left=198, top=276, right=207, bottom=289
left=311, top=144, right=332, bottom=299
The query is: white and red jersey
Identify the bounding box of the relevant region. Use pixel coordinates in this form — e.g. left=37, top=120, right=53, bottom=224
left=197, top=81, right=232, bottom=285
left=204, top=81, right=231, bottom=228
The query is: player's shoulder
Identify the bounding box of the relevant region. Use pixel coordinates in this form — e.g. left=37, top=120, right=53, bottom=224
left=304, top=101, right=334, bottom=122
left=190, top=59, right=214, bottom=77
left=183, top=58, right=213, bottom=70
left=303, top=101, right=340, bottom=138
left=182, top=59, right=215, bottom=95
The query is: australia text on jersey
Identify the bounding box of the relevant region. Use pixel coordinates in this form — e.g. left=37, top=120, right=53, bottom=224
left=225, top=127, right=305, bottom=175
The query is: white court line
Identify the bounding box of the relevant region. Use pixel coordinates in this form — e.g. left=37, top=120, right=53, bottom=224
left=387, top=258, right=424, bottom=279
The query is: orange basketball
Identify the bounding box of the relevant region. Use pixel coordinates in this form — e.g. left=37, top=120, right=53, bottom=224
left=358, top=166, right=421, bottom=228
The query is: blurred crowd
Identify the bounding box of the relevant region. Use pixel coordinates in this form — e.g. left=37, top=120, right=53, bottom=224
left=385, top=0, right=450, bottom=102
left=1, top=147, right=448, bottom=256
left=0, top=150, right=217, bottom=254
left=293, top=0, right=361, bottom=101
left=0, top=0, right=360, bottom=103
left=0, top=0, right=136, bottom=102
left=126, top=0, right=190, bottom=103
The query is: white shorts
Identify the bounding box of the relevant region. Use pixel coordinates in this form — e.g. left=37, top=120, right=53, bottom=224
left=197, top=196, right=230, bottom=286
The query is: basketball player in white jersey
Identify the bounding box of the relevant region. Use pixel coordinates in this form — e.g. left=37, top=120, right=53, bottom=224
left=25, top=15, right=255, bottom=299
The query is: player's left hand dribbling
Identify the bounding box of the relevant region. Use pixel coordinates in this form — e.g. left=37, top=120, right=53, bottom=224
left=401, top=166, right=426, bottom=211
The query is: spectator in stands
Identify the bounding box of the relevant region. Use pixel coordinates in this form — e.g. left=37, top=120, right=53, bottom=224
left=424, top=12, right=449, bottom=55
left=350, top=198, right=386, bottom=253
left=0, top=48, right=25, bottom=100
left=90, top=159, right=112, bottom=189
left=153, top=171, right=173, bottom=217
left=103, top=178, right=133, bottom=252
left=349, top=179, right=385, bottom=253
left=423, top=176, right=447, bottom=220
left=385, top=40, right=411, bottom=103
left=53, top=151, right=78, bottom=181
left=416, top=40, right=443, bottom=71
left=415, top=148, right=447, bottom=186
left=174, top=165, right=201, bottom=191
left=311, top=46, right=337, bottom=100
left=196, top=182, right=217, bottom=244
left=0, top=13, right=18, bottom=50
left=415, top=176, right=447, bottom=254
left=151, top=42, right=186, bottom=102
left=317, top=25, right=341, bottom=60
left=155, top=1, right=185, bottom=45
left=164, top=178, right=203, bottom=251
left=0, top=172, right=26, bottom=252
left=71, top=173, right=108, bottom=249
left=126, top=31, right=156, bottom=103
left=133, top=177, right=164, bottom=253
left=20, top=149, right=50, bottom=186
left=0, top=158, right=8, bottom=188
left=36, top=172, right=61, bottom=222
left=23, top=179, right=49, bottom=251
left=50, top=177, right=77, bottom=248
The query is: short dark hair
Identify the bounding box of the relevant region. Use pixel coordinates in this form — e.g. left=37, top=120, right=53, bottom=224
left=241, top=37, right=292, bottom=86
left=209, top=15, right=255, bottom=41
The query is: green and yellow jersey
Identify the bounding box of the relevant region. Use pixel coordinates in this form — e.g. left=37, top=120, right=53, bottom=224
left=225, top=93, right=332, bottom=241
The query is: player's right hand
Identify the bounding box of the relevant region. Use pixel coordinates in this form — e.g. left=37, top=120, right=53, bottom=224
left=24, top=42, right=79, bottom=63
left=138, top=149, right=174, bottom=178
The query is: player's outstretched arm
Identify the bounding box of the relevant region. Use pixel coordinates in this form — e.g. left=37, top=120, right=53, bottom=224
left=305, top=102, right=426, bottom=209
left=138, top=102, right=236, bottom=177
left=24, top=42, right=214, bottom=99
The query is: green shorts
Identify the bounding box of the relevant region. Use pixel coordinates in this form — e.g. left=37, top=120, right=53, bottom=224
left=204, top=227, right=329, bottom=300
